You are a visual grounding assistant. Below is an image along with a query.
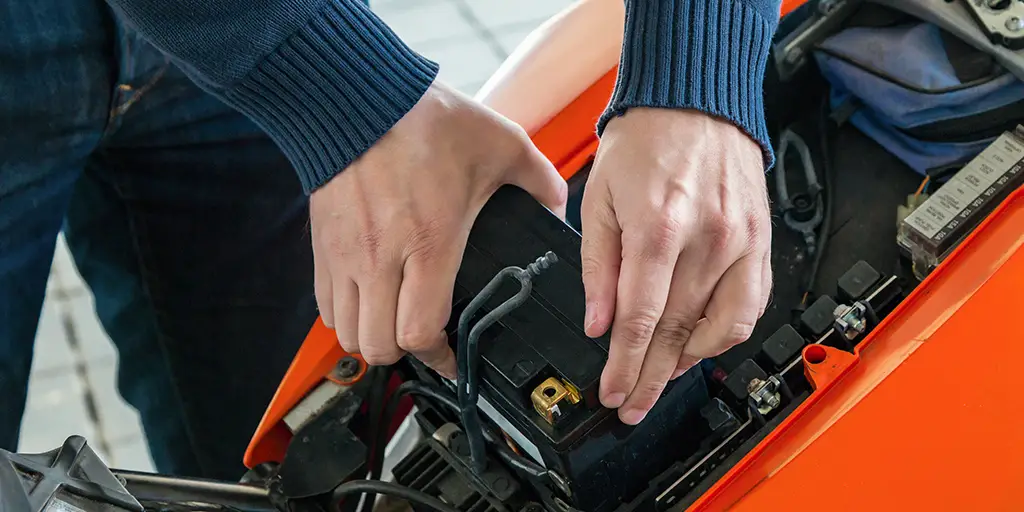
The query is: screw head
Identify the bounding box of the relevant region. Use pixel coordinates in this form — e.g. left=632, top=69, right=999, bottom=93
left=336, top=356, right=360, bottom=379
left=1007, top=16, right=1024, bottom=31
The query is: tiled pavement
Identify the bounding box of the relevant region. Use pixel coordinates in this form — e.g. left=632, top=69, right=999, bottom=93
left=18, top=0, right=572, bottom=471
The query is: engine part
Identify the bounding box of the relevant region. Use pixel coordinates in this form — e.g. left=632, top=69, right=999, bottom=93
left=773, top=0, right=864, bottom=81
left=775, top=129, right=824, bottom=256
left=0, top=435, right=279, bottom=512
left=747, top=377, right=784, bottom=415
left=723, top=360, right=770, bottom=404
left=962, top=0, right=1024, bottom=49
left=391, top=423, right=526, bottom=512
left=798, top=295, right=840, bottom=338
left=899, top=126, right=1024, bottom=278
left=837, top=260, right=882, bottom=302
left=0, top=435, right=142, bottom=512
left=440, top=185, right=712, bottom=512
left=761, top=324, right=808, bottom=370
left=833, top=301, right=869, bottom=340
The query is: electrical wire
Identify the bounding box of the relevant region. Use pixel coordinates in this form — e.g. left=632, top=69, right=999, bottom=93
left=457, top=253, right=558, bottom=474
left=378, top=380, right=549, bottom=479
left=914, top=175, right=930, bottom=198
left=332, top=480, right=460, bottom=512
left=803, top=95, right=837, bottom=304
left=359, top=366, right=393, bottom=512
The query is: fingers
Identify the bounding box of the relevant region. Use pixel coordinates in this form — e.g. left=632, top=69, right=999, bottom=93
left=671, top=355, right=702, bottom=380
left=616, top=253, right=715, bottom=424
left=682, top=253, right=764, bottom=361
left=599, top=221, right=682, bottom=409
left=580, top=182, right=620, bottom=338
left=335, top=279, right=360, bottom=354
left=396, top=249, right=461, bottom=379
left=506, top=140, right=568, bottom=219
left=759, top=251, right=772, bottom=318
left=358, top=265, right=405, bottom=366
left=314, top=245, right=335, bottom=328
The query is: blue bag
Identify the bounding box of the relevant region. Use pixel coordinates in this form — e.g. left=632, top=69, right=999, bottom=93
left=813, top=10, right=1024, bottom=175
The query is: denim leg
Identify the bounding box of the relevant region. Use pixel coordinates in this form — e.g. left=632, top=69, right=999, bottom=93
left=0, top=0, right=113, bottom=451
left=63, top=25, right=317, bottom=480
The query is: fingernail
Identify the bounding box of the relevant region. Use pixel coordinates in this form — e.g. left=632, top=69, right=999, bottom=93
left=602, top=392, right=626, bottom=409
left=584, top=303, right=598, bottom=335
left=620, top=408, right=648, bottom=425
left=670, top=369, right=686, bottom=380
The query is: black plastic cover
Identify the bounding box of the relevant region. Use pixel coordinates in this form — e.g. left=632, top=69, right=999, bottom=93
left=0, top=435, right=142, bottom=512
left=761, top=324, right=807, bottom=370
left=723, top=359, right=769, bottom=403
left=837, top=260, right=881, bottom=302
left=799, top=295, right=839, bottom=338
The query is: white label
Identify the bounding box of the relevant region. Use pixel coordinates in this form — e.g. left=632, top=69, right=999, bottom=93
left=903, top=131, right=1024, bottom=241
left=444, top=377, right=547, bottom=467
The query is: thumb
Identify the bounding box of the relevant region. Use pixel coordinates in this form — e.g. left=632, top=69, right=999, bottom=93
left=506, top=142, right=568, bottom=219
left=580, top=183, right=620, bottom=338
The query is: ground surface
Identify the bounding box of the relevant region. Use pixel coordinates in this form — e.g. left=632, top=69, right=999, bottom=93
left=19, top=0, right=571, bottom=469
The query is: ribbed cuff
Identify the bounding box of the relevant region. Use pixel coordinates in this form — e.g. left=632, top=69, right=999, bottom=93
left=599, top=0, right=777, bottom=169
left=223, top=0, right=439, bottom=193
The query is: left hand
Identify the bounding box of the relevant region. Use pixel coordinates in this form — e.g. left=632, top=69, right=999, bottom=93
left=581, top=108, right=772, bottom=425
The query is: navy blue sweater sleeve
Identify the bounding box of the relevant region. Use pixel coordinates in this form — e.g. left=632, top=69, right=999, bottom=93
left=600, top=0, right=782, bottom=169
left=106, top=0, right=778, bottom=193
left=105, top=0, right=438, bottom=193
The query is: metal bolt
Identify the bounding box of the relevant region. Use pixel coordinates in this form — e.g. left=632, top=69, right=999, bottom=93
left=1007, top=16, right=1024, bottom=31
left=526, top=251, right=558, bottom=277
left=336, top=356, right=360, bottom=379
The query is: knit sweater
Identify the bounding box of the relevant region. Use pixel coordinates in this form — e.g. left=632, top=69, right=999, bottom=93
left=106, top=0, right=781, bottom=193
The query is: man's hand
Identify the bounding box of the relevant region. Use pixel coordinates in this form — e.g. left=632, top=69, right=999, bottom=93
left=310, top=83, right=567, bottom=378
left=582, top=108, right=772, bottom=425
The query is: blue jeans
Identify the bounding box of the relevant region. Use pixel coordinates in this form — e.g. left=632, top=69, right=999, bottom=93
left=1, top=1, right=318, bottom=479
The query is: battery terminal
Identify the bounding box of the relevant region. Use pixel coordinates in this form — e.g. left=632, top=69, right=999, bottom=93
left=532, top=377, right=580, bottom=424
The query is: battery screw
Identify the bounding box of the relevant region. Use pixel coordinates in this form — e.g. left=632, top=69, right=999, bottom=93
left=525, top=251, right=558, bottom=277
left=336, top=356, right=360, bottom=380
left=1007, top=16, right=1024, bottom=32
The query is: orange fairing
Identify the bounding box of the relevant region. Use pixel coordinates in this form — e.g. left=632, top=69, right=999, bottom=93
left=244, top=0, right=812, bottom=470
left=693, top=187, right=1024, bottom=511
left=244, top=318, right=364, bottom=467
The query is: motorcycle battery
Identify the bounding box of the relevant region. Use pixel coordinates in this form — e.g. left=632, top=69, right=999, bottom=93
left=445, top=185, right=712, bottom=512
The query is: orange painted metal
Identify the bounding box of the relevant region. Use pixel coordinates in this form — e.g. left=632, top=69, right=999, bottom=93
left=244, top=318, right=365, bottom=468
left=692, top=187, right=1024, bottom=511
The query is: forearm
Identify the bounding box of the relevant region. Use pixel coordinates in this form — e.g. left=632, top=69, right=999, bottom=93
left=106, top=0, right=438, bottom=193
left=600, top=0, right=782, bottom=168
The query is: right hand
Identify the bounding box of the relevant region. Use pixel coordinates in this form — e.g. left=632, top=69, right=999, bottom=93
left=310, top=82, right=567, bottom=378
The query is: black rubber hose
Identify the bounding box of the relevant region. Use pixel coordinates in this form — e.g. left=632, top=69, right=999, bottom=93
left=805, top=95, right=836, bottom=300
left=461, top=272, right=534, bottom=473
left=374, top=380, right=548, bottom=479
left=359, top=366, right=393, bottom=512
left=333, top=480, right=459, bottom=512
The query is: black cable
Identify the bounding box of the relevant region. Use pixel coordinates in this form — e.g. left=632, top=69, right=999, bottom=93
left=804, top=94, right=837, bottom=303
left=456, top=253, right=557, bottom=474
left=359, top=366, right=393, bottom=512
left=374, top=380, right=548, bottom=479
left=333, top=480, right=459, bottom=512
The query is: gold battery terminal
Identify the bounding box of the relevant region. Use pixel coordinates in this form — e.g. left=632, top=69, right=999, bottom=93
left=531, top=377, right=581, bottom=424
